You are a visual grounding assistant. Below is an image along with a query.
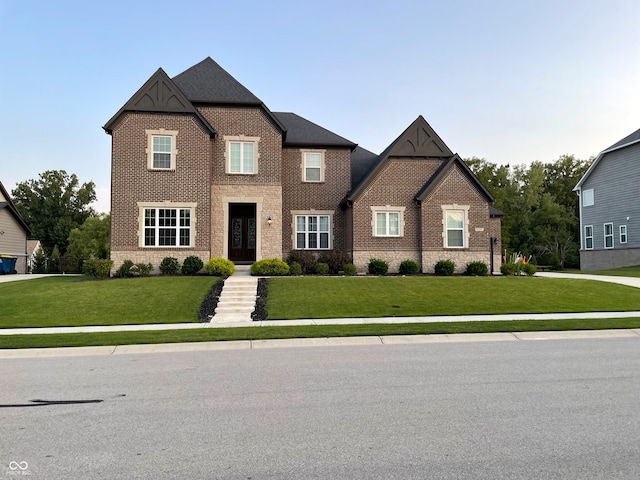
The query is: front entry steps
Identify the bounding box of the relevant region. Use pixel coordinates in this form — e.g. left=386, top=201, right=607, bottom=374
left=210, top=266, right=257, bottom=323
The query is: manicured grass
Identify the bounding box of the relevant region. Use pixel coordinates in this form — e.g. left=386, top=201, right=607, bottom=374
left=265, top=276, right=640, bottom=320
left=0, top=276, right=218, bottom=328
left=1, top=318, right=640, bottom=349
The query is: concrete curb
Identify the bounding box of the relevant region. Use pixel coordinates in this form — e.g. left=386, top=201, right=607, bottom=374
left=1, top=329, right=639, bottom=358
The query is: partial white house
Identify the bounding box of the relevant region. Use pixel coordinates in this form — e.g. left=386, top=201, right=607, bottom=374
left=0, top=180, right=32, bottom=273
left=574, top=128, right=640, bottom=270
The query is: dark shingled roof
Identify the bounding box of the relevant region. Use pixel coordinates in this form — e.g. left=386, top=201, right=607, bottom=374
left=172, top=57, right=263, bottom=105
left=604, top=127, right=640, bottom=152
left=273, top=112, right=357, bottom=149
left=350, top=146, right=379, bottom=189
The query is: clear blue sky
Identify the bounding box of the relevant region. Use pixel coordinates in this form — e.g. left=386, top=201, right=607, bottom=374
left=2, top=0, right=638, bottom=213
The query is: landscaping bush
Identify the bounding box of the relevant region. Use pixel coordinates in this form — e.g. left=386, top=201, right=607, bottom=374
left=205, top=258, right=235, bottom=277
left=288, top=261, right=302, bottom=276
left=159, top=257, right=180, bottom=275
left=318, top=251, right=351, bottom=274
left=522, top=263, right=537, bottom=276
left=132, top=263, right=153, bottom=277
left=343, top=263, right=357, bottom=276
left=500, top=263, right=517, bottom=275
left=399, top=260, right=419, bottom=275
left=251, top=258, right=290, bottom=276
left=114, top=259, right=135, bottom=278
left=32, top=247, right=47, bottom=274
left=181, top=255, right=204, bottom=275
left=368, top=258, right=389, bottom=275
left=286, top=250, right=316, bottom=274
left=83, top=258, right=113, bottom=279
left=466, top=261, right=488, bottom=276
left=434, top=259, right=456, bottom=276
left=315, top=262, right=330, bottom=275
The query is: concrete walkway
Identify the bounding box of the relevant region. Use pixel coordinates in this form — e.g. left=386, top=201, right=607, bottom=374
left=1, top=271, right=640, bottom=336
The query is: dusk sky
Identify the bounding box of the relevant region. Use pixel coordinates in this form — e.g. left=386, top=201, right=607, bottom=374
left=2, top=0, right=638, bottom=213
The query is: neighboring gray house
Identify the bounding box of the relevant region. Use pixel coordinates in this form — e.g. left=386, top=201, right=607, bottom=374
left=0, top=180, right=32, bottom=274
left=574, top=128, right=640, bottom=270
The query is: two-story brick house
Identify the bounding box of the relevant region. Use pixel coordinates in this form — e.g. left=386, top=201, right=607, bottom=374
left=105, top=57, right=501, bottom=273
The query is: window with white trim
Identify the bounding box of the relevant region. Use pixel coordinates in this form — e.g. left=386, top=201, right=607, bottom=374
left=620, top=225, right=627, bottom=244
left=582, top=188, right=594, bottom=207
left=146, top=129, right=178, bottom=170
left=229, top=141, right=254, bottom=173
left=446, top=210, right=465, bottom=248
left=303, top=151, right=324, bottom=182
left=584, top=225, right=593, bottom=250
left=376, top=212, right=399, bottom=236
left=604, top=223, right=614, bottom=249
left=295, top=214, right=330, bottom=249
left=144, top=207, right=192, bottom=247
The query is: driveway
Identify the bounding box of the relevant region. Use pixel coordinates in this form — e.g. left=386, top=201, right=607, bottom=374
left=535, top=271, right=640, bottom=289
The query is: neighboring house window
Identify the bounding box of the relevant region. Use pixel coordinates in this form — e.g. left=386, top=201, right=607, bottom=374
left=138, top=202, right=196, bottom=248
left=582, top=189, right=594, bottom=207
left=620, top=225, right=627, bottom=244
left=225, top=135, right=260, bottom=174
left=584, top=225, right=593, bottom=250
left=604, top=223, right=614, bottom=249
left=294, top=213, right=331, bottom=249
left=146, top=129, right=178, bottom=170
left=370, top=206, right=405, bottom=237
left=302, top=150, right=325, bottom=182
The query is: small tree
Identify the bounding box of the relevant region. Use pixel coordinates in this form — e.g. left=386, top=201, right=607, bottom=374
left=32, top=247, right=47, bottom=274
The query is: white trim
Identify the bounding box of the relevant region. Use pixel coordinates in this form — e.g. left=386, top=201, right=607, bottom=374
left=582, top=188, right=594, bottom=207
left=291, top=210, right=333, bottom=250
left=138, top=201, right=197, bottom=248
left=584, top=225, right=593, bottom=250
left=441, top=204, right=470, bottom=249
left=370, top=205, right=405, bottom=237
left=604, top=222, right=614, bottom=249
left=620, top=225, right=627, bottom=244
left=224, top=135, right=260, bottom=175
left=301, top=149, right=325, bottom=182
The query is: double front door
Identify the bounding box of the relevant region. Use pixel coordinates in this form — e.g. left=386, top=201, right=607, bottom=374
left=228, top=203, right=256, bottom=263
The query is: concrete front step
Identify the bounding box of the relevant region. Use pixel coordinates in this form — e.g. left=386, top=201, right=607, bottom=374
left=211, top=274, right=259, bottom=322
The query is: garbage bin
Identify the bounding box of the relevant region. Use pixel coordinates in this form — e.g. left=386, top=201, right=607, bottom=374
left=0, top=255, right=18, bottom=274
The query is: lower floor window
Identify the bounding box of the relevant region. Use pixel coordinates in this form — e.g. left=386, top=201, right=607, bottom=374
left=376, top=212, right=400, bottom=236
left=144, top=208, right=191, bottom=247
left=584, top=225, right=593, bottom=249
left=620, top=225, right=627, bottom=244
left=604, top=223, right=613, bottom=249
left=446, top=210, right=465, bottom=248
left=296, top=215, right=330, bottom=249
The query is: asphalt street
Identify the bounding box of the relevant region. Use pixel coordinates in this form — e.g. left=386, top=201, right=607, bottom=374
left=2, top=338, right=639, bottom=479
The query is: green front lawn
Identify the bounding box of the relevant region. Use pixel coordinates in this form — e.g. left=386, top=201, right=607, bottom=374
left=0, top=276, right=218, bottom=328
left=265, top=276, right=640, bottom=319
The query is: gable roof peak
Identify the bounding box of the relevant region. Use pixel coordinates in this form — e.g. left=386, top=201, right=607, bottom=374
left=172, top=57, right=263, bottom=105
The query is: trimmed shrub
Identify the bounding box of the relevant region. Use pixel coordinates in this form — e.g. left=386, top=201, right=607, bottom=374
left=368, top=258, right=389, bottom=275
left=434, top=259, right=456, bottom=276
left=83, top=258, right=113, bottom=279
left=133, top=263, right=153, bottom=277
left=159, top=257, right=180, bottom=275
left=343, top=263, right=357, bottom=276
left=522, top=263, right=537, bottom=276
left=318, top=251, right=351, bottom=274
left=399, top=260, right=419, bottom=275
left=182, top=255, right=204, bottom=275
left=251, top=258, right=290, bottom=276
left=205, top=258, right=235, bottom=277
left=500, top=262, right=517, bottom=276
left=114, top=259, right=135, bottom=278
left=315, top=262, right=329, bottom=275
left=288, top=261, right=302, bottom=276
left=286, top=250, right=316, bottom=274
left=466, top=261, right=488, bottom=276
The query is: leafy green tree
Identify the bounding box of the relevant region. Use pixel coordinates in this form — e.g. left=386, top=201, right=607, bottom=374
left=11, top=170, right=96, bottom=255
left=66, top=214, right=110, bottom=259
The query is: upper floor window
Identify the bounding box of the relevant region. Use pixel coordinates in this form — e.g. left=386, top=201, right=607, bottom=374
left=225, top=135, right=260, bottom=174
left=584, top=225, right=593, bottom=250
left=582, top=189, right=594, bottom=207
left=620, top=225, right=627, bottom=244
left=146, top=129, right=178, bottom=170
left=604, top=223, right=614, bottom=249
left=302, top=150, right=325, bottom=182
